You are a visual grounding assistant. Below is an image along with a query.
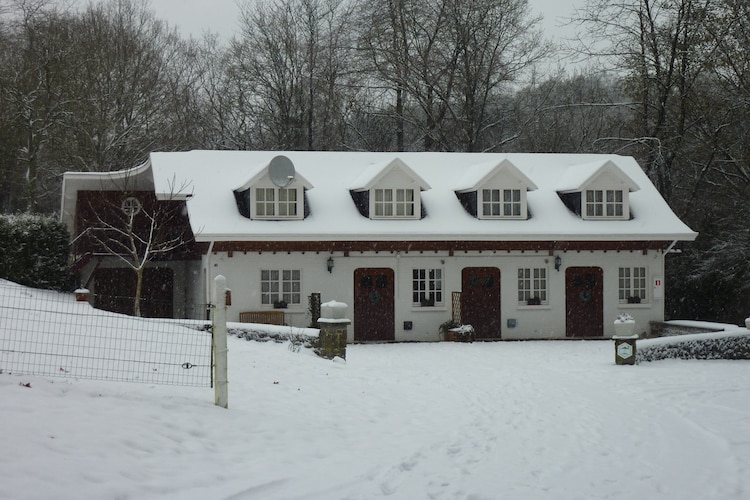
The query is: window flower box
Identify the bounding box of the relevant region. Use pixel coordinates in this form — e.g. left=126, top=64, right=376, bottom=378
left=273, top=300, right=288, bottom=309
left=420, top=297, right=435, bottom=307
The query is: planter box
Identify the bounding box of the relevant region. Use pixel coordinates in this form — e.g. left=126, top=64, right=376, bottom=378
left=614, top=320, right=635, bottom=337
left=445, top=327, right=474, bottom=342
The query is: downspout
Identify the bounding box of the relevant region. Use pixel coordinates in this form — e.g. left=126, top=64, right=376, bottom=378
left=205, top=240, right=215, bottom=308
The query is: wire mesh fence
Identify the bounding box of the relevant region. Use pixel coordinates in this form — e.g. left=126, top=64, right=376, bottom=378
left=0, top=280, right=212, bottom=387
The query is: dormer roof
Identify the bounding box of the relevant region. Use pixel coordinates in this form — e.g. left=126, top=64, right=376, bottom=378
left=455, top=158, right=538, bottom=193
left=350, top=157, right=430, bottom=192
left=556, top=159, right=639, bottom=193
left=233, top=156, right=313, bottom=192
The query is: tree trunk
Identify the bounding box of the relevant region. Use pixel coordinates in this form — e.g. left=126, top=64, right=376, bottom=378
left=134, top=266, right=144, bottom=317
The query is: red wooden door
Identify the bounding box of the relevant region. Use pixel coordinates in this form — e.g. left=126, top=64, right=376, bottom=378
left=461, top=267, right=501, bottom=339
left=353, top=268, right=395, bottom=342
left=565, top=267, right=603, bottom=337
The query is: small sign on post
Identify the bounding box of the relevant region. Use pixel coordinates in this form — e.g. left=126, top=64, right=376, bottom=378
left=613, top=335, right=638, bottom=365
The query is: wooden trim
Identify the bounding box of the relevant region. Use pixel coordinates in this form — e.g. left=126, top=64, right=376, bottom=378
left=207, top=240, right=671, bottom=254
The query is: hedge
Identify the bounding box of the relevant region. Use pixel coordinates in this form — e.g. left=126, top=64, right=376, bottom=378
left=0, top=214, right=73, bottom=290
left=637, top=334, right=750, bottom=362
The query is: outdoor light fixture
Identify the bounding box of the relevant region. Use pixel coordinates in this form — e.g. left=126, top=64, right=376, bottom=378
left=327, top=256, right=334, bottom=273
left=554, top=255, right=562, bottom=272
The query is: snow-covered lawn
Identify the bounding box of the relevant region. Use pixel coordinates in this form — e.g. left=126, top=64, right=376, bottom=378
left=2, top=282, right=749, bottom=499
left=1, top=332, right=749, bottom=499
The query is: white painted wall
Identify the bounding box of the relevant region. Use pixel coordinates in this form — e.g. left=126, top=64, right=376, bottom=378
left=201, top=248, right=666, bottom=342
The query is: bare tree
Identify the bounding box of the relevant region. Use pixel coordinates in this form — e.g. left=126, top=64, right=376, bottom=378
left=356, top=0, right=548, bottom=152
left=0, top=1, right=76, bottom=212
left=78, top=178, right=196, bottom=317
left=573, top=0, right=717, bottom=204
left=511, top=71, right=630, bottom=153
left=229, top=0, right=356, bottom=150
left=60, top=0, right=186, bottom=172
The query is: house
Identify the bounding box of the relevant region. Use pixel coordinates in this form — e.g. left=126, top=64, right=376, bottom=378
left=60, top=151, right=697, bottom=341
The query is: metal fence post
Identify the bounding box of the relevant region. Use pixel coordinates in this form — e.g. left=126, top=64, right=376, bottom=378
left=213, top=275, right=228, bottom=408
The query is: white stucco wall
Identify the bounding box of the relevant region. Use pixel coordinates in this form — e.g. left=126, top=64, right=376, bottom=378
left=202, top=249, right=666, bottom=342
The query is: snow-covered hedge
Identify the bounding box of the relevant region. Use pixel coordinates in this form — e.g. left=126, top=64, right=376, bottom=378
left=637, top=334, right=750, bottom=362
left=222, top=322, right=319, bottom=349
left=0, top=214, right=73, bottom=290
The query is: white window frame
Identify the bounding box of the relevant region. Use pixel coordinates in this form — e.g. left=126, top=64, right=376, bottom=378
left=479, top=188, right=526, bottom=219
left=372, top=188, right=417, bottom=219
left=618, top=266, right=647, bottom=303
left=585, top=189, right=625, bottom=219
left=517, top=267, right=548, bottom=305
left=253, top=187, right=300, bottom=220
left=261, top=269, right=302, bottom=306
left=121, top=196, right=142, bottom=217
left=412, top=268, right=443, bottom=306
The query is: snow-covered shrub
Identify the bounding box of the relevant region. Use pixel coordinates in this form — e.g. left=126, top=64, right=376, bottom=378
left=637, top=335, right=750, bottom=363
left=615, top=312, right=634, bottom=323
left=228, top=325, right=319, bottom=349
left=0, top=214, right=73, bottom=290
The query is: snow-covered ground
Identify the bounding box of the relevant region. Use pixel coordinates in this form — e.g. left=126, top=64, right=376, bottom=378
left=2, top=290, right=750, bottom=499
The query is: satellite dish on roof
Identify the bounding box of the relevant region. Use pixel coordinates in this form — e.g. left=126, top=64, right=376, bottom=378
left=268, top=155, right=296, bottom=188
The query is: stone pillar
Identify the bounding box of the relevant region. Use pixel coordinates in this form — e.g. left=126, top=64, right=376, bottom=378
left=317, top=300, right=349, bottom=360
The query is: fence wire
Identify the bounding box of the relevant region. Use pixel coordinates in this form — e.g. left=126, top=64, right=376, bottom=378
left=0, top=280, right=212, bottom=387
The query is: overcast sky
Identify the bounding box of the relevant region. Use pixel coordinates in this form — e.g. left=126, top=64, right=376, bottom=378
left=149, top=0, right=584, bottom=45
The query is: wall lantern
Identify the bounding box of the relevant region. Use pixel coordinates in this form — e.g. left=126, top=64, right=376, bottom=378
left=554, top=255, right=562, bottom=272
left=327, top=255, right=335, bottom=273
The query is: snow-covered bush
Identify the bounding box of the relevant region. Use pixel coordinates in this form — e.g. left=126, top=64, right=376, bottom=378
left=615, top=312, right=634, bottom=323
left=228, top=325, right=319, bottom=349
left=637, top=335, right=750, bottom=362
left=0, top=214, right=73, bottom=290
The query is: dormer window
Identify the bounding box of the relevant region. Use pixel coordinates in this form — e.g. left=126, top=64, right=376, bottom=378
left=350, top=158, right=430, bottom=220
left=556, top=160, right=639, bottom=221
left=374, top=188, right=415, bottom=218
left=585, top=189, right=624, bottom=218
left=233, top=155, right=313, bottom=221
left=256, top=187, right=298, bottom=218
left=482, top=189, right=522, bottom=218
left=456, top=159, right=537, bottom=220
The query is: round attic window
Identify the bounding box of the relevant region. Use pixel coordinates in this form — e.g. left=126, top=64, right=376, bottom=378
left=121, top=196, right=142, bottom=216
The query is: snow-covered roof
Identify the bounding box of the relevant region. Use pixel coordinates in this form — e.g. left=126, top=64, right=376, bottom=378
left=556, top=159, right=640, bottom=193
left=68, top=151, right=697, bottom=243
left=349, top=157, right=431, bottom=191
left=233, top=156, right=313, bottom=192
left=455, top=158, right=538, bottom=192
left=60, top=160, right=155, bottom=234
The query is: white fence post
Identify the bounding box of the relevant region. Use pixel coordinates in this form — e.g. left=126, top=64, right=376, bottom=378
left=213, top=275, right=228, bottom=408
